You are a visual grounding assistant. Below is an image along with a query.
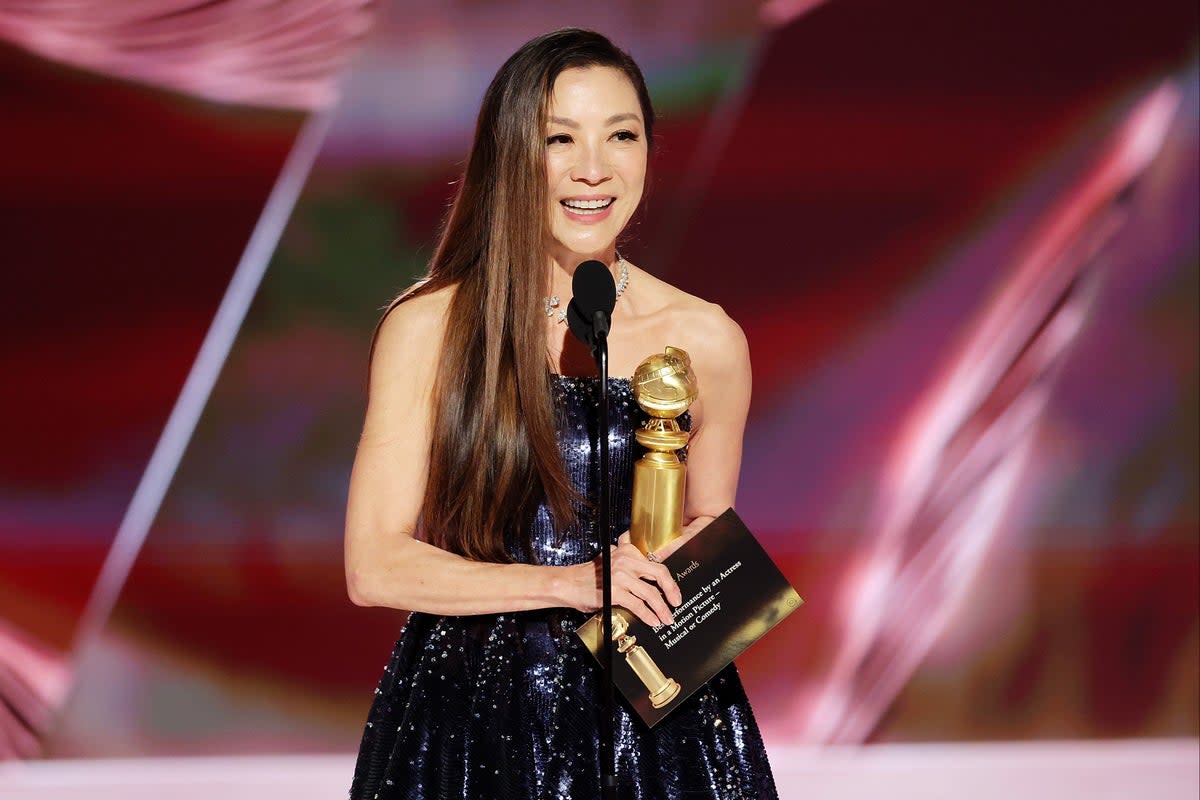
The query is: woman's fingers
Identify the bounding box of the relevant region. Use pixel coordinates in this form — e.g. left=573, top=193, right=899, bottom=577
left=624, top=555, right=680, bottom=606
left=618, top=544, right=681, bottom=606
left=617, top=576, right=674, bottom=627
left=624, top=544, right=681, bottom=594
left=590, top=534, right=688, bottom=625
left=608, top=546, right=681, bottom=621
left=615, top=593, right=660, bottom=628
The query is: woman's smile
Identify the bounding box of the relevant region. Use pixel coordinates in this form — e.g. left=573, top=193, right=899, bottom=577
left=560, top=195, right=617, bottom=222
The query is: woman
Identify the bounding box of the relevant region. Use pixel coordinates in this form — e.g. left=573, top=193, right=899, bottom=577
left=346, top=29, right=777, bottom=799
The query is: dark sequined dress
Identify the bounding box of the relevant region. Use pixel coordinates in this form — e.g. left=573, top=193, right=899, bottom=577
left=350, top=376, right=779, bottom=800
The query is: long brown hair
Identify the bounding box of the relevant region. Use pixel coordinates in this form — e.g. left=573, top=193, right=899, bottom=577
left=379, top=29, right=656, bottom=562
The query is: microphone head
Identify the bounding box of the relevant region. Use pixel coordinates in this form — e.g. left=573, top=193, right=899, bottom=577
left=566, top=259, right=617, bottom=349
left=572, top=259, right=617, bottom=316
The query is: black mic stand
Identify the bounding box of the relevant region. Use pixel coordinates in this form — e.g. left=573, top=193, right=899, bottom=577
left=590, top=319, right=618, bottom=800
left=567, top=261, right=621, bottom=799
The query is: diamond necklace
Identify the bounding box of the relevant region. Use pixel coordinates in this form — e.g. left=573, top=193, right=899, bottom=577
left=544, top=253, right=630, bottom=324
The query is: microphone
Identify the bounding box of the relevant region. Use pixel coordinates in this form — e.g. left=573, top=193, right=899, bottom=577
left=565, top=258, right=619, bottom=797
left=566, top=259, right=617, bottom=352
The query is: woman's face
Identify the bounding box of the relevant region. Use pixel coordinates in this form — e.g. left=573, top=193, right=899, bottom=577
left=544, top=66, right=648, bottom=266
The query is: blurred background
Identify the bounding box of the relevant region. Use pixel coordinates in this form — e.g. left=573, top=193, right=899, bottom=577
left=0, top=0, right=1196, bottom=797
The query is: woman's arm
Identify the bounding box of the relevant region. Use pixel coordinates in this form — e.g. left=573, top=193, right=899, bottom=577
left=344, top=292, right=558, bottom=614
left=344, top=292, right=679, bottom=625
left=657, top=305, right=752, bottom=559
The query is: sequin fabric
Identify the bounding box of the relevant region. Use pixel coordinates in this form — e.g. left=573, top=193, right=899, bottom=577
left=350, top=376, right=779, bottom=800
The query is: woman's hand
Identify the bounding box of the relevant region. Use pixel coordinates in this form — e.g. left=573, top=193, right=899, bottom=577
left=566, top=532, right=682, bottom=627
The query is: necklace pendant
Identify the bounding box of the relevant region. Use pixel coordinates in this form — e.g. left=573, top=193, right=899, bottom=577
left=614, top=256, right=629, bottom=299
left=542, top=254, right=627, bottom=325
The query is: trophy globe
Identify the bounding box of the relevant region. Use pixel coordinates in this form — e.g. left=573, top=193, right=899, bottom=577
left=633, top=346, right=697, bottom=438
left=630, top=346, right=697, bottom=554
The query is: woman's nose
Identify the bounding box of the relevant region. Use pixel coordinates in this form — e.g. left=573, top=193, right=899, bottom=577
left=571, top=143, right=610, bottom=185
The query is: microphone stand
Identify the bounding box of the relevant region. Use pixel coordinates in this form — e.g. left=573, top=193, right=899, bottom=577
left=590, top=319, right=618, bottom=800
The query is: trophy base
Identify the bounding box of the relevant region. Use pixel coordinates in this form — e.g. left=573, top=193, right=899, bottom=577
left=649, top=679, right=682, bottom=709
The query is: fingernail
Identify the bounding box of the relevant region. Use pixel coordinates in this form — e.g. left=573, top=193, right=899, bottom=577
left=666, top=617, right=675, bottom=626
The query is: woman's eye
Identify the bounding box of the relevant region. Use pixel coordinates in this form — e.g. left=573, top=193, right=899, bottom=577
left=613, top=130, right=640, bottom=142
left=546, top=134, right=572, bottom=145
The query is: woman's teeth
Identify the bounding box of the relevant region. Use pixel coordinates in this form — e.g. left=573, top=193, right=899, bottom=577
left=562, top=198, right=614, bottom=214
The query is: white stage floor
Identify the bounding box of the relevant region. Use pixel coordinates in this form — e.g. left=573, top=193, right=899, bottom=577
left=0, top=739, right=1196, bottom=799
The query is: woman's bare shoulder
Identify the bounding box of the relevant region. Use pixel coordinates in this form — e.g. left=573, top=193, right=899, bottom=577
left=632, top=268, right=748, bottom=374
left=680, top=300, right=749, bottom=382
left=371, top=284, right=455, bottom=382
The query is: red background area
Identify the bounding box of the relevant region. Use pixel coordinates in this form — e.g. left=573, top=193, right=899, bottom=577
left=0, top=0, right=1195, bottom=752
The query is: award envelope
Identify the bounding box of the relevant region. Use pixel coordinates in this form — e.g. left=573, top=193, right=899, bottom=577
left=576, top=508, right=802, bottom=727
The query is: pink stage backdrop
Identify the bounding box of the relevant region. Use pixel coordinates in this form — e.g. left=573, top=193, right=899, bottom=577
left=0, top=0, right=1195, bottom=763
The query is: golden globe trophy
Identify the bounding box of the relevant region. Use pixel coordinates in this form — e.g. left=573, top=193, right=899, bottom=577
left=629, top=346, right=698, bottom=556
left=576, top=345, right=803, bottom=727
left=575, top=347, right=695, bottom=711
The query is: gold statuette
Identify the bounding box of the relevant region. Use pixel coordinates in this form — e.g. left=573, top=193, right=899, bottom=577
left=630, top=346, right=698, bottom=556
left=577, top=610, right=682, bottom=709
left=612, top=612, right=681, bottom=708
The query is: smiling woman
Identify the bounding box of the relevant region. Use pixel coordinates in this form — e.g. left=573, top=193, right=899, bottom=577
left=544, top=68, right=648, bottom=267
left=345, top=28, right=774, bottom=800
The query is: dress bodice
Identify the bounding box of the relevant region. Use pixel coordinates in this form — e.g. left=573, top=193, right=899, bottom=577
left=508, top=374, right=689, bottom=566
